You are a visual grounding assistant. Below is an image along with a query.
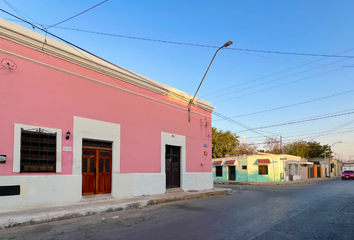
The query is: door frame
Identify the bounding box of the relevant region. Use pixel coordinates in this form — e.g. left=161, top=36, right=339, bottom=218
left=165, top=145, right=181, bottom=189
left=73, top=117, right=120, bottom=198
left=161, top=132, right=186, bottom=190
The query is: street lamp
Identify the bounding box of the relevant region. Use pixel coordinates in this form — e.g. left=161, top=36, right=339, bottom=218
left=328, top=141, right=342, bottom=178
left=188, top=40, right=233, bottom=122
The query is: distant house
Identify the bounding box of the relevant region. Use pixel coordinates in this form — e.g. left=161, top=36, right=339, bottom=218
left=0, top=18, right=215, bottom=211
left=308, top=158, right=329, bottom=178
left=212, top=153, right=301, bottom=182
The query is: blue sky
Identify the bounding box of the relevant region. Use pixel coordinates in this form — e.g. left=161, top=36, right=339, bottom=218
left=1, top=0, right=353, bottom=160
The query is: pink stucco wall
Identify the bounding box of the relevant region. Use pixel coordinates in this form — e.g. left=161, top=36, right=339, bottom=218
left=0, top=38, right=212, bottom=176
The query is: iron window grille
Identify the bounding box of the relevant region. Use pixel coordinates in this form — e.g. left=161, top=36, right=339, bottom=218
left=83, top=140, right=112, bottom=149
left=242, top=165, right=247, bottom=170
left=20, top=128, right=57, bottom=173
left=215, top=166, right=223, bottom=177
left=258, top=165, right=268, bottom=175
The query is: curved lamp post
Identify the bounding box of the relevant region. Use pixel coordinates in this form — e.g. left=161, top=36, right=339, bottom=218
left=328, top=141, right=342, bottom=178
left=188, top=40, right=233, bottom=122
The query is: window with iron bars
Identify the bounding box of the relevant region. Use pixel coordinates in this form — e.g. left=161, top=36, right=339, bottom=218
left=215, top=166, right=223, bottom=177
left=258, top=165, right=268, bottom=175
left=20, top=128, right=57, bottom=173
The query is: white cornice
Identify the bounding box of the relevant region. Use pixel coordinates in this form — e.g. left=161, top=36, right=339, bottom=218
left=0, top=18, right=215, bottom=113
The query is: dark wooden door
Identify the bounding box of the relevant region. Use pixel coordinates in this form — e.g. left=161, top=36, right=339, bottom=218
left=309, top=167, right=314, bottom=178
left=165, top=145, right=180, bottom=189
left=229, top=166, right=236, bottom=180
left=82, top=149, right=112, bottom=195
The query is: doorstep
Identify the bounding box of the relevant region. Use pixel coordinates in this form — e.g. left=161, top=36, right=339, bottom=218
left=165, top=188, right=184, bottom=194
left=80, top=194, right=114, bottom=203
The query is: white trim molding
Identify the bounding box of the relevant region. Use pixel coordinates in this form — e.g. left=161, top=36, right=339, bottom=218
left=0, top=18, right=214, bottom=113
left=13, top=123, right=62, bottom=173
left=73, top=116, right=121, bottom=176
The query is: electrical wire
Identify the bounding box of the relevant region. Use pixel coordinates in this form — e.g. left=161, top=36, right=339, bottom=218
left=207, top=58, right=351, bottom=101
left=213, top=90, right=354, bottom=120
left=212, top=111, right=275, bottom=138
left=0, top=9, right=200, bottom=109
left=202, top=48, right=354, bottom=98
left=238, top=110, right=354, bottom=133
left=213, top=67, right=346, bottom=104
left=2, top=17, right=354, bottom=59
left=47, top=0, right=109, bottom=29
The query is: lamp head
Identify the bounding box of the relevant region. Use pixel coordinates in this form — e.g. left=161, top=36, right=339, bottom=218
left=222, top=40, right=233, bottom=48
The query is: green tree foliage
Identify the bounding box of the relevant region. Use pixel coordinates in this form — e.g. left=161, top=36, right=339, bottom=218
left=212, top=127, right=239, bottom=158
left=283, top=140, right=329, bottom=158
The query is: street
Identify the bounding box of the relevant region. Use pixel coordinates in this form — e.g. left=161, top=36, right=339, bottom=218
left=1, top=179, right=353, bottom=240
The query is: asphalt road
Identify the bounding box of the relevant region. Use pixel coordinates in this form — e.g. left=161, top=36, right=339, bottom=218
left=1, top=179, right=354, bottom=240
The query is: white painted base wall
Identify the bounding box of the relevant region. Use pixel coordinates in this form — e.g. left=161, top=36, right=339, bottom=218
left=112, top=173, right=165, bottom=198
left=0, top=172, right=213, bottom=211
left=0, top=175, right=81, bottom=212
left=284, top=175, right=301, bottom=181
left=182, top=172, right=213, bottom=191
left=112, top=172, right=213, bottom=198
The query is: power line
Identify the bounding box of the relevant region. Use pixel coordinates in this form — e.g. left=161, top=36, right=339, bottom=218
left=212, top=111, right=272, bottom=138
left=238, top=110, right=354, bottom=133
left=47, top=0, right=109, bottom=29
left=2, top=17, right=354, bottom=59
left=207, top=58, right=351, bottom=101
left=213, top=67, right=346, bottom=104
left=213, top=90, right=354, bottom=120
left=202, top=48, right=354, bottom=98
left=0, top=10, right=184, bottom=99
left=246, top=121, right=354, bottom=141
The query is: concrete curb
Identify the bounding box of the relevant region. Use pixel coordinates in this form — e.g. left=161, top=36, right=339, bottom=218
left=147, top=190, right=230, bottom=205
left=0, top=200, right=149, bottom=229
left=0, top=188, right=231, bottom=229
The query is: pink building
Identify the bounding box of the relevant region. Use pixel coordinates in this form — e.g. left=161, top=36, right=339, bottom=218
left=0, top=18, right=214, bottom=211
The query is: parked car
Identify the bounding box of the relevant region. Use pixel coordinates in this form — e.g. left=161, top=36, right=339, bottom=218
left=342, top=171, right=354, bottom=180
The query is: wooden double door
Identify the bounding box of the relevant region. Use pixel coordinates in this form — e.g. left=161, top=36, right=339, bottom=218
left=165, top=145, right=181, bottom=189
left=82, top=149, right=112, bottom=195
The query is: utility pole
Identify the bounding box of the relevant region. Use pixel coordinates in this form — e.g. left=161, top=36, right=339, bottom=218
left=280, top=135, right=282, bottom=154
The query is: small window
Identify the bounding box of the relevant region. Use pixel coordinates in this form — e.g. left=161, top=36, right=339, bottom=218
left=20, top=128, right=57, bottom=173
left=215, top=166, right=223, bottom=177
left=242, top=165, right=247, bottom=170
left=258, top=165, right=268, bottom=175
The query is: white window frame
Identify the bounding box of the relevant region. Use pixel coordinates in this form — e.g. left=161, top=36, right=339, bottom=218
left=13, top=123, right=62, bottom=173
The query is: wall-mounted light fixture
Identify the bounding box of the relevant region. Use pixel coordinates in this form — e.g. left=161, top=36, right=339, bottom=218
left=66, top=131, right=71, bottom=140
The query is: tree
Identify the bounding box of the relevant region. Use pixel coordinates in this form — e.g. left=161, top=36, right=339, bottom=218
left=234, top=142, right=257, bottom=154
left=283, top=140, right=329, bottom=158
left=264, top=137, right=281, bottom=154
left=212, top=127, right=239, bottom=158
left=283, top=140, right=309, bottom=158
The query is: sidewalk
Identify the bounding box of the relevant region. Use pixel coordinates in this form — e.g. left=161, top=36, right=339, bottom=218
left=214, top=177, right=337, bottom=186
left=0, top=188, right=231, bottom=229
